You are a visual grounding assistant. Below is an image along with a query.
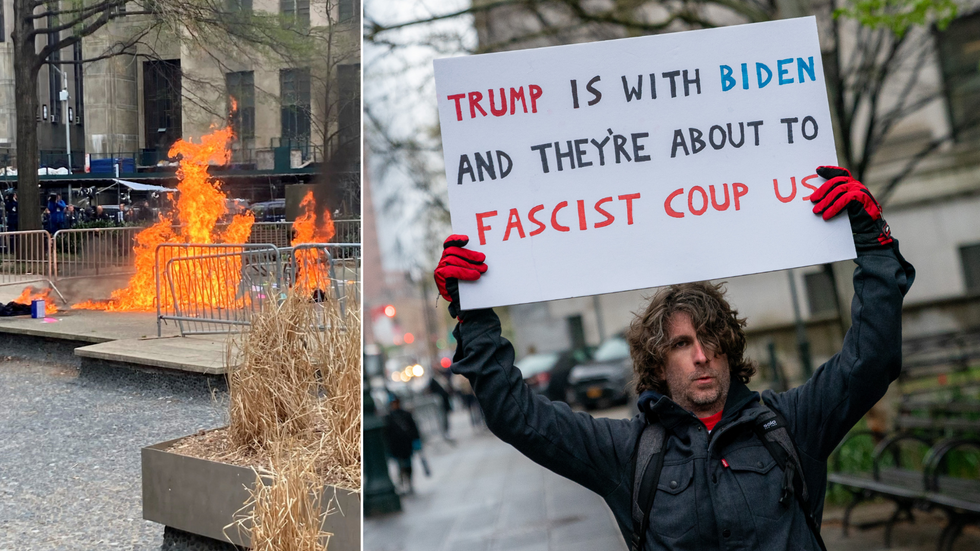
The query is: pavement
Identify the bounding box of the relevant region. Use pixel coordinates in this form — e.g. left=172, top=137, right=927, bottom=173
left=365, top=406, right=980, bottom=551
left=365, top=407, right=630, bottom=551
left=0, top=298, right=235, bottom=374
left=0, top=350, right=227, bottom=550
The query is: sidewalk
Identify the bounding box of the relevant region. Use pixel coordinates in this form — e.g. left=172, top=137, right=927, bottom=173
left=365, top=407, right=980, bottom=551
left=364, top=409, right=628, bottom=551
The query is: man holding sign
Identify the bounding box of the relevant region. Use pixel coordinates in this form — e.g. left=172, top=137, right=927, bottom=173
left=435, top=165, right=914, bottom=550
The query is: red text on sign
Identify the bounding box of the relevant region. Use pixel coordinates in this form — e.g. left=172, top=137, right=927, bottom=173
left=474, top=193, right=640, bottom=245
left=664, top=183, right=748, bottom=218
left=773, top=174, right=820, bottom=202
left=447, top=85, right=543, bottom=122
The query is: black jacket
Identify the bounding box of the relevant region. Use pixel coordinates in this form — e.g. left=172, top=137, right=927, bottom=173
left=384, top=409, right=421, bottom=460
left=450, top=245, right=914, bottom=550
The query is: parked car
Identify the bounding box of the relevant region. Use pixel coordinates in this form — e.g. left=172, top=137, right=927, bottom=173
left=567, top=334, right=633, bottom=409
left=517, top=348, right=594, bottom=403
left=250, top=199, right=285, bottom=222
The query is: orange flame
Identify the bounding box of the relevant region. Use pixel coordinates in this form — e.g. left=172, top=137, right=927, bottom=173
left=290, top=191, right=335, bottom=294
left=291, top=191, right=335, bottom=245
left=73, top=127, right=254, bottom=312
left=13, top=286, right=57, bottom=315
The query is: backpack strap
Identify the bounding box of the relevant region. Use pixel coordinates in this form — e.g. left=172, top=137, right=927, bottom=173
left=752, top=406, right=827, bottom=551
left=630, top=421, right=665, bottom=551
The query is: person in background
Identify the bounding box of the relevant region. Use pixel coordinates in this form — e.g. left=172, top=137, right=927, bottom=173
left=383, top=396, right=422, bottom=494
left=64, top=204, right=79, bottom=229
left=45, top=194, right=66, bottom=233
left=4, top=192, right=17, bottom=232
left=138, top=200, right=154, bottom=223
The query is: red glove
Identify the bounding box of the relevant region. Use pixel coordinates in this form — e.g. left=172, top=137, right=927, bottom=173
left=434, top=235, right=487, bottom=318
left=810, top=166, right=893, bottom=250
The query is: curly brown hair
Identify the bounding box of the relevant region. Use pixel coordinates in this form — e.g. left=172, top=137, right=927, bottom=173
left=626, top=282, right=755, bottom=396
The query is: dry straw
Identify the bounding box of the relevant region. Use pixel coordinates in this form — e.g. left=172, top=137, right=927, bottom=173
left=225, top=286, right=361, bottom=549
left=238, top=440, right=335, bottom=551
left=227, top=286, right=361, bottom=488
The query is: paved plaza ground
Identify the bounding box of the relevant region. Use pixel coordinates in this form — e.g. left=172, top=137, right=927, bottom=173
left=365, top=407, right=980, bottom=551
left=0, top=344, right=227, bottom=550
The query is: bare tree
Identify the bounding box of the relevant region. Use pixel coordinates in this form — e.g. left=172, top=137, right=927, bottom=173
left=11, top=0, right=360, bottom=229
left=12, top=0, right=157, bottom=230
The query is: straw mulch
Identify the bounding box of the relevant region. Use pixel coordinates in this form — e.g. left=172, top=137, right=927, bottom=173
left=168, top=287, right=360, bottom=550
left=170, top=289, right=360, bottom=488
left=229, top=439, right=337, bottom=551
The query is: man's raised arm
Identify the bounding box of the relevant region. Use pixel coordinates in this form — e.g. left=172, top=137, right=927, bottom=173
left=435, top=236, right=638, bottom=498
left=767, top=166, right=916, bottom=461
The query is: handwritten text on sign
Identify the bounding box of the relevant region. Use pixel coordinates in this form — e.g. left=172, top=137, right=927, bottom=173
left=434, top=17, right=855, bottom=310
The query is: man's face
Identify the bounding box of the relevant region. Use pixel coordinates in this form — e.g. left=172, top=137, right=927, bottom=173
left=664, top=312, right=731, bottom=417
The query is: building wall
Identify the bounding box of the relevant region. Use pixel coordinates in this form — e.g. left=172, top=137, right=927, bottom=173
left=1, top=0, right=86, bottom=164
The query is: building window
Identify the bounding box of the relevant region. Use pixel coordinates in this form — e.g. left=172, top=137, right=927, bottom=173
left=936, top=11, right=980, bottom=141
left=339, top=0, right=354, bottom=22
left=226, top=71, right=255, bottom=139
left=961, top=243, right=980, bottom=293
left=143, top=60, right=182, bottom=154
left=1, top=0, right=6, bottom=42
left=280, top=0, right=310, bottom=28
left=280, top=68, right=311, bottom=143
left=337, top=63, right=359, bottom=157
left=228, top=0, right=252, bottom=11
left=804, top=270, right=838, bottom=317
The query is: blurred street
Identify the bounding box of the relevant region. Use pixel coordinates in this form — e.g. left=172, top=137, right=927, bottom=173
left=365, top=405, right=631, bottom=551
left=366, top=403, right=980, bottom=551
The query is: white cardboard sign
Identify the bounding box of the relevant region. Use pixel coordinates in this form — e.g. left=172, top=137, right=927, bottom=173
left=434, top=17, right=855, bottom=310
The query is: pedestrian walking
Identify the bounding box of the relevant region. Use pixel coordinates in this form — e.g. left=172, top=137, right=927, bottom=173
left=433, top=165, right=915, bottom=551
left=383, top=396, right=422, bottom=495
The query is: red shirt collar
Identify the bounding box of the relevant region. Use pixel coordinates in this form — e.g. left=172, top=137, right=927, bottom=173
left=700, top=410, right=723, bottom=431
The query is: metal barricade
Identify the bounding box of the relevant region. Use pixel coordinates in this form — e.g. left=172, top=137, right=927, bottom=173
left=281, top=243, right=361, bottom=321
left=155, top=243, right=282, bottom=336
left=332, top=220, right=360, bottom=245
left=248, top=222, right=292, bottom=248
left=0, top=230, right=55, bottom=288
left=52, top=227, right=144, bottom=279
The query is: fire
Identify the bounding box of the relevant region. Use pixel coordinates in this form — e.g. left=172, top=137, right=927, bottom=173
left=13, top=286, right=57, bottom=315
left=73, top=127, right=254, bottom=312
left=291, top=191, right=335, bottom=293
left=291, top=191, right=335, bottom=245
left=70, top=125, right=339, bottom=314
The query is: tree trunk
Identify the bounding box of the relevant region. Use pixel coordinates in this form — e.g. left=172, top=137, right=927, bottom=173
left=12, top=0, right=42, bottom=231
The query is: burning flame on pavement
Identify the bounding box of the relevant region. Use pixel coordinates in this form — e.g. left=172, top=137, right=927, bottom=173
left=71, top=125, right=336, bottom=314
left=291, top=191, right=335, bottom=294
left=73, top=127, right=254, bottom=312
left=13, top=286, right=57, bottom=315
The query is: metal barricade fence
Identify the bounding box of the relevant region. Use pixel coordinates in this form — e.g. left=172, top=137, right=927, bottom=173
left=281, top=243, right=361, bottom=321
left=52, top=227, right=144, bottom=280
left=248, top=222, right=292, bottom=248
left=333, top=220, right=360, bottom=245
left=0, top=230, right=56, bottom=290
left=156, top=243, right=282, bottom=336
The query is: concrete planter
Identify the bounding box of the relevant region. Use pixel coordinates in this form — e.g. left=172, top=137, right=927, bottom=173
left=142, top=432, right=360, bottom=550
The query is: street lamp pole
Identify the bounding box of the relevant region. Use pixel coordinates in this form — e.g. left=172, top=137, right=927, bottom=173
left=50, top=65, right=71, bottom=174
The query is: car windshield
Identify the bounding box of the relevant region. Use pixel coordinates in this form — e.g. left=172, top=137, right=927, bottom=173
left=517, top=353, right=560, bottom=377
left=593, top=337, right=629, bottom=362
